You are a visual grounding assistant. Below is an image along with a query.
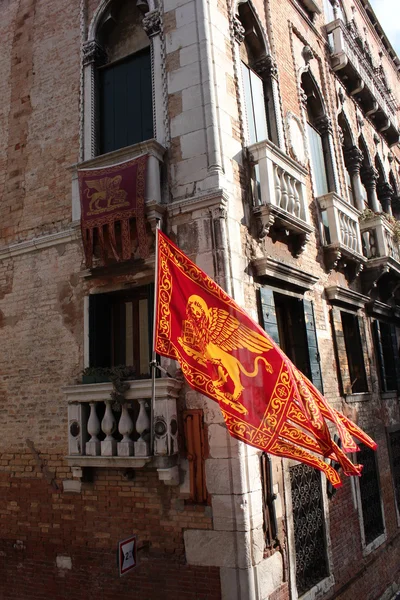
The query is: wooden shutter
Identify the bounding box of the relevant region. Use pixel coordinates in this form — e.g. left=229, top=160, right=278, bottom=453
left=89, top=294, right=112, bottom=368
left=259, top=288, right=280, bottom=345
left=99, top=48, right=153, bottom=154
left=260, top=453, right=278, bottom=548
left=390, top=324, right=400, bottom=392
left=372, top=320, right=387, bottom=392
left=303, top=300, right=324, bottom=393
left=330, top=306, right=352, bottom=395
left=183, top=410, right=207, bottom=503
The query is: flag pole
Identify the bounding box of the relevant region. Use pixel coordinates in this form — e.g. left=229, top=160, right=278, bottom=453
left=150, top=219, right=161, bottom=455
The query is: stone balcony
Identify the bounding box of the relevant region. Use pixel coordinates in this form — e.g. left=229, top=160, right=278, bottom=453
left=317, top=192, right=366, bottom=274
left=360, top=213, right=400, bottom=276
left=63, top=377, right=181, bottom=484
left=71, top=138, right=166, bottom=227
left=326, top=19, right=399, bottom=146
left=248, top=139, right=313, bottom=253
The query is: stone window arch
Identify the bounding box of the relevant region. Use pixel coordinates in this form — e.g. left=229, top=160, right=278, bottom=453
left=233, top=1, right=284, bottom=148
left=82, top=0, right=165, bottom=160
left=301, top=70, right=338, bottom=197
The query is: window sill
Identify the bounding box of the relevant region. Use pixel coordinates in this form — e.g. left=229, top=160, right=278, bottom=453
left=362, top=532, right=386, bottom=557
left=381, top=391, right=399, bottom=401
left=343, top=392, right=371, bottom=403
left=299, top=575, right=335, bottom=600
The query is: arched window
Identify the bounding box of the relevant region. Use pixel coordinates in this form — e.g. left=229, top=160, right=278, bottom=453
left=236, top=2, right=282, bottom=147
left=375, top=155, right=393, bottom=216
left=97, top=3, right=153, bottom=155
left=82, top=0, right=162, bottom=160
left=359, top=136, right=381, bottom=213
left=301, top=72, right=336, bottom=197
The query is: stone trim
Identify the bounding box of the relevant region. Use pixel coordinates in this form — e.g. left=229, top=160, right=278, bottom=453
left=167, top=189, right=229, bottom=218
left=325, top=285, right=369, bottom=308
left=252, top=256, right=318, bottom=290
left=0, top=226, right=80, bottom=261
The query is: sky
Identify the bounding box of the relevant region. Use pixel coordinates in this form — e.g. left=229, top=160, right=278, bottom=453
left=369, top=0, right=400, bottom=57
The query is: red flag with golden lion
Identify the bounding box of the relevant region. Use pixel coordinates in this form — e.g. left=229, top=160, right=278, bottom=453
left=155, top=231, right=377, bottom=488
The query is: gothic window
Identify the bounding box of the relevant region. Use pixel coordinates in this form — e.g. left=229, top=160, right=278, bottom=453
left=88, top=284, right=154, bottom=376
left=388, top=429, right=400, bottom=515
left=358, top=444, right=385, bottom=546
left=331, top=307, right=369, bottom=395
left=237, top=2, right=280, bottom=146
left=96, top=2, right=153, bottom=155
left=372, top=320, right=400, bottom=393
left=259, top=288, right=323, bottom=392
left=290, top=464, right=329, bottom=595
left=83, top=0, right=160, bottom=160
left=301, top=72, right=335, bottom=197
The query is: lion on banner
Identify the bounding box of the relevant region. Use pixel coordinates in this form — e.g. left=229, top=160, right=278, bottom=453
left=177, top=295, right=274, bottom=414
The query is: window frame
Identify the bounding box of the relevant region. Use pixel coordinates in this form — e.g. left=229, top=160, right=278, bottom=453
left=387, top=426, right=400, bottom=526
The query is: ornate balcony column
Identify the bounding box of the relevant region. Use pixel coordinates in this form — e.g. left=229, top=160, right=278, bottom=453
left=361, top=166, right=381, bottom=213
left=314, top=115, right=340, bottom=195
left=377, top=182, right=394, bottom=216
left=253, top=56, right=285, bottom=151
left=343, top=145, right=365, bottom=211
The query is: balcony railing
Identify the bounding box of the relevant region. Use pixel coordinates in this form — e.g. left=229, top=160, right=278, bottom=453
left=317, top=192, right=366, bottom=271
left=326, top=19, right=399, bottom=146
left=359, top=214, right=400, bottom=266
left=248, top=139, right=313, bottom=249
left=63, top=377, right=181, bottom=482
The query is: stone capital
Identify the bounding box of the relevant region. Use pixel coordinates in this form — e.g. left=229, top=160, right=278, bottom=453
left=344, top=146, right=364, bottom=174
left=377, top=181, right=394, bottom=200
left=252, top=55, right=278, bottom=79
left=82, top=40, right=107, bottom=66
left=142, top=9, right=161, bottom=38
left=314, top=115, right=333, bottom=136
left=232, top=16, right=245, bottom=44
left=361, top=165, right=379, bottom=188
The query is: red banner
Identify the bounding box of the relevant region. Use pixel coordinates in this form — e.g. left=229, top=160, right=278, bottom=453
left=155, top=231, right=377, bottom=488
left=78, top=154, right=148, bottom=267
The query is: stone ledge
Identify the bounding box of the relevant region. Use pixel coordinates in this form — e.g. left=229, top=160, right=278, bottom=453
left=0, top=226, right=80, bottom=261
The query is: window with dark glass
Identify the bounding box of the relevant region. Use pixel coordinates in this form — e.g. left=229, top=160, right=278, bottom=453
left=388, top=429, right=400, bottom=514
left=341, top=311, right=368, bottom=393
left=259, top=288, right=323, bottom=392
left=99, top=49, right=153, bottom=155
left=290, top=464, right=329, bottom=594
left=372, top=320, right=400, bottom=392
left=358, top=444, right=384, bottom=545
left=89, top=285, right=153, bottom=376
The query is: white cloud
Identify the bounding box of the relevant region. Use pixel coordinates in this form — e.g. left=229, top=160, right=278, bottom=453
left=369, top=0, right=400, bottom=55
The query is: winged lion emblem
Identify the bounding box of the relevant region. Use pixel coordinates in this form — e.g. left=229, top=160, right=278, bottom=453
left=85, top=175, right=129, bottom=215
left=177, top=295, right=274, bottom=414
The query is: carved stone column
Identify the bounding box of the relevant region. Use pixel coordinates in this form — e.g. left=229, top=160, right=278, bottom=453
left=377, top=181, right=394, bottom=215
left=361, top=165, right=381, bottom=213
left=142, top=9, right=161, bottom=38
left=253, top=55, right=285, bottom=150
left=315, top=115, right=340, bottom=194
left=82, top=40, right=107, bottom=160
left=343, top=145, right=365, bottom=211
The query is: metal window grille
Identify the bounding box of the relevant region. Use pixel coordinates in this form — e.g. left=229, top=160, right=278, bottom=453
left=290, top=464, right=329, bottom=595
left=358, top=444, right=384, bottom=545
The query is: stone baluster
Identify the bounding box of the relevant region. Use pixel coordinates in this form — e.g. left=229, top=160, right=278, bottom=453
left=361, top=166, right=381, bottom=213
left=134, top=399, right=150, bottom=457
left=293, top=180, right=301, bottom=217
left=280, top=169, right=289, bottom=211
left=274, top=164, right=282, bottom=207
left=117, top=404, right=134, bottom=457
left=86, top=402, right=101, bottom=456
left=287, top=175, right=295, bottom=215
left=101, top=400, right=117, bottom=456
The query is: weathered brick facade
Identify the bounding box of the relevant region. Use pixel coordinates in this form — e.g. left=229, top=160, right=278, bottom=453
left=1, top=0, right=400, bottom=599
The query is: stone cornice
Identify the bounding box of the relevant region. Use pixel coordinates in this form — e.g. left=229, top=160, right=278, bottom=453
left=252, top=256, right=319, bottom=290
left=167, top=189, right=229, bottom=218
left=325, top=285, right=369, bottom=308
left=0, top=225, right=80, bottom=261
